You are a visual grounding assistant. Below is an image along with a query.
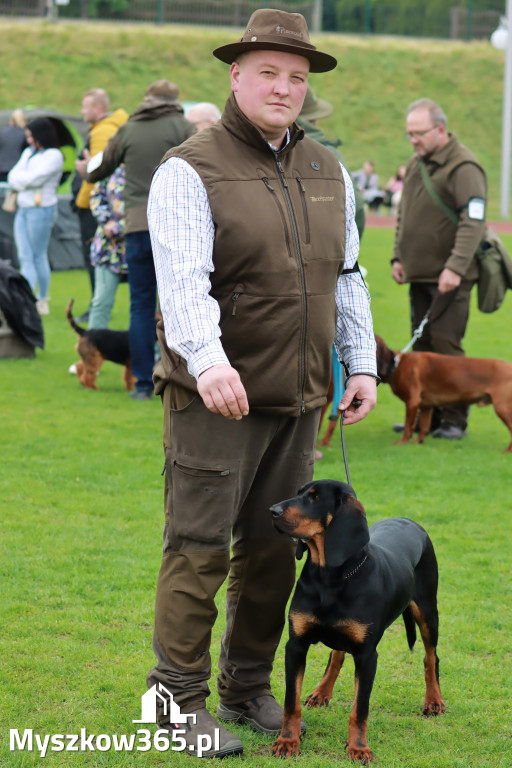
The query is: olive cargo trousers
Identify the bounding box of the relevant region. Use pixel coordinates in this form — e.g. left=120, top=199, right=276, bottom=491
left=147, top=388, right=320, bottom=714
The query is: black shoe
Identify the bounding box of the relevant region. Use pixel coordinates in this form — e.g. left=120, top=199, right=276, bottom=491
left=431, top=424, right=467, bottom=440
left=76, top=311, right=90, bottom=323
left=392, top=422, right=421, bottom=433
left=217, top=695, right=305, bottom=736
left=392, top=418, right=440, bottom=435
left=129, top=390, right=153, bottom=401
left=158, top=707, right=243, bottom=758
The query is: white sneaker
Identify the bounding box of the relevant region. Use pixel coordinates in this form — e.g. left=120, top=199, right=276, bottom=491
left=36, top=298, right=50, bottom=315
left=68, top=363, right=77, bottom=374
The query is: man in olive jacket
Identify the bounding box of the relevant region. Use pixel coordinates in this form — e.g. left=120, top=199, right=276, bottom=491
left=146, top=9, right=377, bottom=758
left=84, top=80, right=195, bottom=399
left=392, top=98, right=486, bottom=439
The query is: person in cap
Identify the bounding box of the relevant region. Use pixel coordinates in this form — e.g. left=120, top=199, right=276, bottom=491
left=84, top=80, right=195, bottom=399
left=147, top=9, right=377, bottom=757
left=297, top=85, right=366, bottom=238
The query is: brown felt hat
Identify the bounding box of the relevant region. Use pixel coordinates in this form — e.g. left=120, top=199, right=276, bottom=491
left=144, top=79, right=180, bottom=101
left=213, top=9, right=337, bottom=74
left=300, top=86, right=333, bottom=120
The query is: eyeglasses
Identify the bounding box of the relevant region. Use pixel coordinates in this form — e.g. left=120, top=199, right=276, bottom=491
left=405, top=125, right=439, bottom=140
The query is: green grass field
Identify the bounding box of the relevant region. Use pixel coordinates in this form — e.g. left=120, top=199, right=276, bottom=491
left=1, top=226, right=511, bottom=767
left=0, top=19, right=510, bottom=217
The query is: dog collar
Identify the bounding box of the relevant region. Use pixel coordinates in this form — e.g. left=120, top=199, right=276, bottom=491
left=343, top=553, right=368, bottom=581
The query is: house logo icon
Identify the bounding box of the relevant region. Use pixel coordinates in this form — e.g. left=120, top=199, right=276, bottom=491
left=133, top=682, right=197, bottom=726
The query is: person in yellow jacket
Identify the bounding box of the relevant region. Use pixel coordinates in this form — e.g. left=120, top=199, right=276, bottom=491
left=73, top=89, right=128, bottom=321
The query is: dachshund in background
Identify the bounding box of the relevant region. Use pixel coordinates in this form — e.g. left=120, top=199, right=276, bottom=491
left=270, top=480, right=445, bottom=763
left=376, top=335, right=512, bottom=452
left=66, top=299, right=134, bottom=391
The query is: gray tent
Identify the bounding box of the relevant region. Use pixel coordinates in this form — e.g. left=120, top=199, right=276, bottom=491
left=0, top=108, right=89, bottom=271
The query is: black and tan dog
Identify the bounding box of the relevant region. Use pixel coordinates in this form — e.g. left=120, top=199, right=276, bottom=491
left=270, top=479, right=445, bottom=764
left=66, top=299, right=134, bottom=391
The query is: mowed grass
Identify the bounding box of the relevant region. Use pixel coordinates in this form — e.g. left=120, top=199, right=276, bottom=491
left=1, top=227, right=511, bottom=766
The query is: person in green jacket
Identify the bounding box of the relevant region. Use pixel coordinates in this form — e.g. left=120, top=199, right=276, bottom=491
left=84, top=80, right=195, bottom=399
left=391, top=98, right=487, bottom=440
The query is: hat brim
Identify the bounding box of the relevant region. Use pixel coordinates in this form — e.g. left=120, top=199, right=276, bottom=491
left=301, top=97, right=333, bottom=121
left=213, top=40, right=337, bottom=74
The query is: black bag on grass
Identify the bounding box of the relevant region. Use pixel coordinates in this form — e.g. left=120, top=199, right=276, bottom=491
left=0, top=259, right=44, bottom=349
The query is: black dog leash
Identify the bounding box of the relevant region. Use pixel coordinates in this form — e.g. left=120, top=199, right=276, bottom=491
left=339, top=398, right=362, bottom=486
left=340, top=414, right=352, bottom=486
left=399, top=289, right=458, bottom=358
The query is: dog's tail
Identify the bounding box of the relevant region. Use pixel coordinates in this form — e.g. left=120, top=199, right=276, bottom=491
left=402, top=606, right=417, bottom=651
left=66, top=299, right=86, bottom=337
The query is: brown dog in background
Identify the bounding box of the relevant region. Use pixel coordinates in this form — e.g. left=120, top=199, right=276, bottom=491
left=376, top=335, right=512, bottom=452
left=66, top=299, right=134, bottom=391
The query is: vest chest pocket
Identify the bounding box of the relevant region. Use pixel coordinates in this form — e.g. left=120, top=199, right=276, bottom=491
left=261, top=177, right=293, bottom=259
left=296, top=177, right=311, bottom=244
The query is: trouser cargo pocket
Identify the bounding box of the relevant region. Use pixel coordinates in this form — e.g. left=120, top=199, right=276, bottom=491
left=166, top=457, right=237, bottom=550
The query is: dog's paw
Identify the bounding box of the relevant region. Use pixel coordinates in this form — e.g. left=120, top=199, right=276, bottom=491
left=272, top=735, right=300, bottom=757
left=346, top=741, right=375, bottom=764
left=304, top=690, right=330, bottom=708
left=423, top=698, right=446, bottom=716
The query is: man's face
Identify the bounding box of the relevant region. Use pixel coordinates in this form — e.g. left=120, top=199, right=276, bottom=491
left=230, top=50, right=309, bottom=144
left=81, top=96, right=101, bottom=125
left=406, top=107, right=446, bottom=158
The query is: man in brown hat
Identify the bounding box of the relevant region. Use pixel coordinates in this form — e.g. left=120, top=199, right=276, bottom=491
left=147, top=10, right=377, bottom=757
left=84, top=80, right=195, bottom=399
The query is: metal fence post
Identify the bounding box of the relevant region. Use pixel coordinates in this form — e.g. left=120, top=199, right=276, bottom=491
left=466, top=0, right=473, bottom=41
left=364, top=0, right=372, bottom=34
left=311, top=0, right=322, bottom=33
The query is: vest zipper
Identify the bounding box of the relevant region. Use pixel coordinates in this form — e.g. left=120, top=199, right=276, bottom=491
left=232, top=292, right=240, bottom=316
left=275, top=157, right=307, bottom=414
left=297, top=177, right=311, bottom=244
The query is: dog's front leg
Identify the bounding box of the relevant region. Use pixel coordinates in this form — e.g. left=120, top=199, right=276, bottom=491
left=394, top=403, right=419, bottom=444
left=416, top=407, right=433, bottom=443
left=305, top=649, right=346, bottom=708
left=272, top=637, right=308, bottom=757
left=346, top=649, right=378, bottom=764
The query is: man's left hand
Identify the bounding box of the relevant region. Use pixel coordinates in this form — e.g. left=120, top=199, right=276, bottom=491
left=337, top=374, right=377, bottom=425
left=438, top=267, right=461, bottom=293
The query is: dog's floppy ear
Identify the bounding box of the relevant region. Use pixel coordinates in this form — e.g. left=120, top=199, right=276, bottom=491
left=324, top=490, right=370, bottom=568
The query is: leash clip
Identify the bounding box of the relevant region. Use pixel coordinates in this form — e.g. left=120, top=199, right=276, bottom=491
left=400, top=312, right=429, bottom=355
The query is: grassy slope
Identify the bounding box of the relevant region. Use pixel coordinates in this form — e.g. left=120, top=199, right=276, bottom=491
left=0, top=20, right=508, bottom=217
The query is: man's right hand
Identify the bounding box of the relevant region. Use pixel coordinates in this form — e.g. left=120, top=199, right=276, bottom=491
left=391, top=261, right=405, bottom=284
left=197, top=365, right=249, bottom=420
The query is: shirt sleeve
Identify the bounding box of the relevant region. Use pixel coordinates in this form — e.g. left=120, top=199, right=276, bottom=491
left=334, top=166, right=377, bottom=378
left=148, top=158, right=230, bottom=379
